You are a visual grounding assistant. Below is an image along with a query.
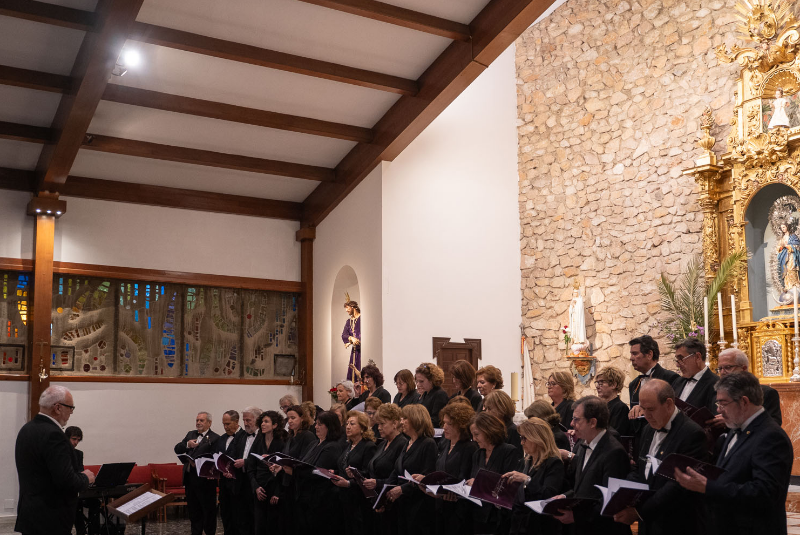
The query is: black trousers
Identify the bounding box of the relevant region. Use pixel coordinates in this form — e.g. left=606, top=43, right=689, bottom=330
left=185, top=473, right=217, bottom=535
left=218, top=481, right=237, bottom=535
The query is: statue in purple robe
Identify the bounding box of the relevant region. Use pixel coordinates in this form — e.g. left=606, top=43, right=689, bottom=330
left=342, top=298, right=361, bottom=381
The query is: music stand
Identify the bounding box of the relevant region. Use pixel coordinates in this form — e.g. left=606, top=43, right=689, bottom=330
left=94, top=462, right=136, bottom=488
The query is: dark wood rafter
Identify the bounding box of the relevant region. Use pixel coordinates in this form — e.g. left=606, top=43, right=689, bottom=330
left=0, top=167, right=302, bottom=220
left=296, top=226, right=315, bottom=400
left=0, top=121, right=52, bottom=143
left=295, top=0, right=471, bottom=41
left=0, top=0, right=96, bottom=31
left=0, top=64, right=70, bottom=93
left=82, top=134, right=336, bottom=182
left=302, top=0, right=555, bottom=226
left=127, top=22, right=419, bottom=96
left=102, top=84, right=374, bottom=143
left=34, top=0, right=145, bottom=191
left=59, top=175, right=304, bottom=221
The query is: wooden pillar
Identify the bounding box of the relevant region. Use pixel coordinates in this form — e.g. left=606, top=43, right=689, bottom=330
left=296, top=226, right=315, bottom=401
left=30, top=214, right=55, bottom=418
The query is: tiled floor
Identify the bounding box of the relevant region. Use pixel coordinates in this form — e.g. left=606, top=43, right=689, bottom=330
left=788, top=512, right=800, bottom=535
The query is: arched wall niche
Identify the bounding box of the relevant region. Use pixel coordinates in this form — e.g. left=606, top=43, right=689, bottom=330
left=331, top=266, right=360, bottom=385
left=745, top=182, right=797, bottom=320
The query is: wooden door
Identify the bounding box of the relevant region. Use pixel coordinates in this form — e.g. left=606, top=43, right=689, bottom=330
left=433, top=337, right=481, bottom=398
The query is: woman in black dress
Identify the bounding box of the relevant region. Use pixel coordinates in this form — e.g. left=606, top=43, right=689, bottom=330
left=449, top=360, right=483, bottom=411
left=359, top=363, right=393, bottom=404
left=594, top=366, right=631, bottom=436
left=384, top=404, right=438, bottom=535
left=284, top=411, right=345, bottom=533
left=547, top=371, right=576, bottom=430
left=278, top=405, right=317, bottom=535
left=484, top=390, right=523, bottom=456
left=476, top=365, right=504, bottom=413
left=434, top=402, right=477, bottom=535
left=248, top=410, right=287, bottom=535
left=393, top=369, right=421, bottom=408
left=335, top=381, right=360, bottom=411
left=364, top=397, right=383, bottom=442
left=468, top=412, right=522, bottom=535
left=331, top=411, right=378, bottom=535
left=415, top=362, right=449, bottom=428
left=364, top=404, right=408, bottom=535
left=504, top=418, right=565, bottom=535
left=523, top=400, right=571, bottom=451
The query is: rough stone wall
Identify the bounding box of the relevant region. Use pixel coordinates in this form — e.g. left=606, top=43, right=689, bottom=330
left=517, top=0, right=742, bottom=400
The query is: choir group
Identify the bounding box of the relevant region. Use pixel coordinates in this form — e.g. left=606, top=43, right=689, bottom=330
left=175, top=335, right=794, bottom=535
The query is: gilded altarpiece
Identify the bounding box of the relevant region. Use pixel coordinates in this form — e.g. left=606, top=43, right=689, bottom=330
left=685, top=0, right=800, bottom=381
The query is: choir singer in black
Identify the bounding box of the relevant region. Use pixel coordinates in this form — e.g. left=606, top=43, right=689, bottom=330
left=174, top=411, right=219, bottom=535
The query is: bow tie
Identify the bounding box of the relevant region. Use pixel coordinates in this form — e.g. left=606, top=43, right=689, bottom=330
left=731, top=428, right=742, bottom=436
left=247, top=432, right=256, bottom=437
left=654, top=427, right=670, bottom=433
left=579, top=442, right=591, bottom=450
left=636, top=374, right=649, bottom=381
left=687, top=377, right=698, bottom=382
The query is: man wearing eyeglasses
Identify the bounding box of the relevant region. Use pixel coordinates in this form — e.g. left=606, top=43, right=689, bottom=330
left=675, top=372, right=792, bottom=535
left=713, top=348, right=781, bottom=425
left=15, top=385, right=96, bottom=535
left=673, top=338, right=718, bottom=415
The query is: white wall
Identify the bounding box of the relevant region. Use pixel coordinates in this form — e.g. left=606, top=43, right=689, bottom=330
left=56, top=197, right=301, bottom=281
left=0, top=190, right=34, bottom=260
left=313, top=165, right=383, bottom=403
left=381, top=46, right=522, bottom=382
left=0, top=381, right=28, bottom=518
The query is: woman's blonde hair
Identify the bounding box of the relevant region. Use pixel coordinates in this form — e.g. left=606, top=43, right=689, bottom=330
left=330, top=403, right=347, bottom=425
left=523, top=399, right=561, bottom=428
left=518, top=417, right=560, bottom=469
left=595, top=366, right=625, bottom=394
left=346, top=410, right=375, bottom=442
left=549, top=370, right=575, bottom=401
left=402, top=404, right=434, bottom=438
left=483, top=390, right=515, bottom=424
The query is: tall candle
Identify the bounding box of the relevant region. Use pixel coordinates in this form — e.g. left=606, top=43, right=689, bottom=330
left=510, top=372, right=520, bottom=401
left=730, top=294, right=737, bottom=342
left=794, top=289, right=798, bottom=336
left=717, top=292, right=724, bottom=341
left=704, top=296, right=709, bottom=344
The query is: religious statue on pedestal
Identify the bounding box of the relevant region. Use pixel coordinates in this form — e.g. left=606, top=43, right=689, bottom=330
left=342, top=293, right=361, bottom=381
left=777, top=219, right=800, bottom=297
left=567, top=280, right=589, bottom=354
left=768, top=88, right=792, bottom=129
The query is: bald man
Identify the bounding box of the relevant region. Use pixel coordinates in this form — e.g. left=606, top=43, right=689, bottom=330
left=15, top=385, right=96, bottom=535
left=613, top=379, right=707, bottom=535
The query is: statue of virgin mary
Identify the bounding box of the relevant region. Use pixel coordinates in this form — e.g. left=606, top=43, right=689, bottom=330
left=568, top=282, right=588, bottom=353
left=777, top=218, right=800, bottom=296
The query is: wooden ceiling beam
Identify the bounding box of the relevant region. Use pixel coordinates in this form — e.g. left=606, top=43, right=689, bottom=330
left=58, top=175, right=303, bottom=220
left=0, top=65, right=70, bottom=93
left=128, top=22, right=419, bottom=96
left=0, top=120, right=53, bottom=143
left=0, top=0, right=96, bottom=31
left=295, top=0, right=470, bottom=41
left=301, top=0, right=555, bottom=226
left=0, top=167, right=36, bottom=192
left=82, top=134, right=336, bottom=182
left=34, top=0, right=145, bottom=191
left=102, top=84, right=373, bottom=143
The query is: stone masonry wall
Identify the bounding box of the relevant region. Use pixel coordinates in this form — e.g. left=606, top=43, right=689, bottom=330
left=517, top=0, right=743, bottom=400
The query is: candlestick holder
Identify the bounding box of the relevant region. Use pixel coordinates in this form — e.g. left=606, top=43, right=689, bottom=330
left=791, top=336, right=800, bottom=383
left=705, top=343, right=712, bottom=368
left=731, top=340, right=739, bottom=349
left=716, top=340, right=727, bottom=369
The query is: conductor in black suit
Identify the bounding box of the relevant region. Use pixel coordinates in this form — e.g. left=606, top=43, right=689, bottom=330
left=627, top=335, right=680, bottom=416
left=714, top=348, right=782, bottom=424
left=673, top=338, right=718, bottom=415
left=554, top=396, right=631, bottom=535
left=175, top=411, right=220, bottom=535
left=15, top=385, right=96, bottom=535
left=675, top=372, right=793, bottom=535
left=613, top=379, right=707, bottom=535
left=216, top=410, right=246, bottom=535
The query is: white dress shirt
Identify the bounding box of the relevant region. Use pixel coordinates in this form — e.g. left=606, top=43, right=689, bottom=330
left=725, top=407, right=765, bottom=457
left=645, top=407, right=680, bottom=478
left=679, top=367, right=707, bottom=402
left=583, top=429, right=607, bottom=469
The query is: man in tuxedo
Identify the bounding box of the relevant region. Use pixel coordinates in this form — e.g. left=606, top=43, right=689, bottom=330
left=673, top=338, right=718, bottom=414
left=554, top=396, right=632, bottom=535
left=233, top=406, right=261, bottom=535
left=216, top=410, right=246, bottom=535
left=714, top=348, right=782, bottom=424
left=675, top=372, right=792, bottom=535
left=627, top=335, right=680, bottom=416
left=613, top=380, right=707, bottom=534
left=15, top=385, right=96, bottom=535
left=175, top=411, right=219, bottom=535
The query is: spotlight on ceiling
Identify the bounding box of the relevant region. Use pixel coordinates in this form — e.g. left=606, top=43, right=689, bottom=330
left=112, top=49, right=141, bottom=77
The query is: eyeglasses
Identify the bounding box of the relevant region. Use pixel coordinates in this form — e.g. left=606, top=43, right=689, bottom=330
left=520, top=435, right=527, bottom=443
left=571, top=416, right=585, bottom=423
left=715, top=399, right=736, bottom=409
left=365, top=411, right=377, bottom=417
left=594, top=380, right=609, bottom=387
left=58, top=402, right=76, bottom=412
left=545, top=382, right=557, bottom=388
left=675, top=352, right=698, bottom=363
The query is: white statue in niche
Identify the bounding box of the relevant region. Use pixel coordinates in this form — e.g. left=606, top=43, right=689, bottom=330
left=769, top=87, right=791, bottom=129
left=568, top=280, right=589, bottom=354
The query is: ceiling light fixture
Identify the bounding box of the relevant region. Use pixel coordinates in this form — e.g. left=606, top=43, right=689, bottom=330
left=111, top=48, right=142, bottom=77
